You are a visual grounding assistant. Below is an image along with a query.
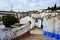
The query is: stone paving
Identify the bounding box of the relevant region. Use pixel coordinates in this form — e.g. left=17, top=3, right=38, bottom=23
left=30, top=28, right=43, bottom=34
left=20, top=28, right=56, bottom=40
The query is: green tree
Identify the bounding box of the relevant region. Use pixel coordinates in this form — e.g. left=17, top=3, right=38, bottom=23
left=57, top=6, right=60, bottom=10
left=47, top=7, right=51, bottom=10
left=54, top=4, right=57, bottom=10
left=2, top=14, right=19, bottom=27
left=51, top=7, right=54, bottom=11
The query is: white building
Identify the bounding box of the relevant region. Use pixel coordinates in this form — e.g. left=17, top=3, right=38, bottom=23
left=31, top=12, right=42, bottom=28
left=0, top=11, right=21, bottom=19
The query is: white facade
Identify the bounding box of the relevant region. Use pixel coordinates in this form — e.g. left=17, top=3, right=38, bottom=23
left=54, top=15, right=60, bottom=34
left=20, top=16, right=35, bottom=29
left=37, top=19, right=41, bottom=28
left=31, top=14, right=41, bottom=18
left=31, top=13, right=42, bottom=28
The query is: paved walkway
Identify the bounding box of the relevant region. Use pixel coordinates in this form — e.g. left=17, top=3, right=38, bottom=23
left=20, top=34, right=55, bottom=40
left=30, top=28, right=43, bottom=34
left=20, top=28, right=56, bottom=40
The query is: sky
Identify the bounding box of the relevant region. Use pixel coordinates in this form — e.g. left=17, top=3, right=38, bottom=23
left=0, top=0, right=60, bottom=12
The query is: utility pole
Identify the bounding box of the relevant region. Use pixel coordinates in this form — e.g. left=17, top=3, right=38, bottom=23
left=10, top=0, right=13, bottom=11
left=11, top=4, right=13, bottom=11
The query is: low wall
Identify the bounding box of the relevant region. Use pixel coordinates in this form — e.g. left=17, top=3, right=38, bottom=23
left=0, top=23, right=30, bottom=40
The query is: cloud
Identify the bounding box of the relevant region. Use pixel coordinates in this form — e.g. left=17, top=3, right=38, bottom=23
left=12, top=0, right=28, bottom=5
left=0, top=0, right=60, bottom=11
left=13, top=5, right=22, bottom=10
left=29, top=3, right=37, bottom=7
left=0, top=0, right=11, bottom=10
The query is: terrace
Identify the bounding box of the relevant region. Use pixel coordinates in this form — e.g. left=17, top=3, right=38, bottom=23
left=0, top=23, right=30, bottom=40
left=0, top=13, right=59, bottom=40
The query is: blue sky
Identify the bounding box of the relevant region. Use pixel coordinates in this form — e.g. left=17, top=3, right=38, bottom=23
left=0, top=0, right=60, bottom=12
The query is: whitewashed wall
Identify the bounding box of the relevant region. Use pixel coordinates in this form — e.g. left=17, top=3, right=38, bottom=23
left=43, top=17, right=48, bottom=31
left=43, top=16, right=55, bottom=33
left=31, top=14, right=41, bottom=18
left=47, top=18, right=54, bottom=32
left=0, top=23, right=30, bottom=40
left=38, top=19, right=41, bottom=28
left=30, top=19, right=35, bottom=29
left=0, top=29, right=6, bottom=40
left=20, top=16, right=35, bottom=29
left=43, top=13, right=60, bottom=36
left=12, top=23, right=30, bottom=37
left=55, top=16, right=60, bottom=34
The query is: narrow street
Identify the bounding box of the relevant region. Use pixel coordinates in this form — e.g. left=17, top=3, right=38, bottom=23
left=20, top=28, right=56, bottom=40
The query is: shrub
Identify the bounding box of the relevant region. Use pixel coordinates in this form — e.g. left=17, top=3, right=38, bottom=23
left=28, top=21, right=31, bottom=24
left=2, top=14, right=19, bottom=27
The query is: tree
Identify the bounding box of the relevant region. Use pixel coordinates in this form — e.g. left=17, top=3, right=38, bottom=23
left=47, top=4, right=58, bottom=11
left=54, top=4, right=57, bottom=10
left=2, top=14, right=19, bottom=27
left=47, top=7, right=51, bottom=10
left=58, top=6, right=60, bottom=10
left=51, top=7, right=54, bottom=11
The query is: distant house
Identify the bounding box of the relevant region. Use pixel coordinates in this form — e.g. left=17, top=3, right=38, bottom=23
left=56, top=10, right=60, bottom=13
left=0, top=11, right=16, bottom=17
left=19, top=12, right=29, bottom=18
left=43, top=9, right=54, bottom=13
left=0, top=11, right=22, bottom=20
left=31, top=11, right=42, bottom=28
left=43, top=9, right=60, bottom=13
left=0, top=11, right=33, bottom=20
left=19, top=16, right=35, bottom=29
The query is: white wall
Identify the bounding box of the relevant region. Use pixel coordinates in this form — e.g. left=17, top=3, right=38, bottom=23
left=20, top=16, right=35, bottom=29
left=0, top=23, right=30, bottom=40
left=0, top=29, right=5, bottom=40
left=31, top=14, right=41, bottom=18
left=43, top=13, right=60, bottom=35
left=43, top=17, right=55, bottom=33
left=55, top=16, right=60, bottom=34
left=38, top=19, right=41, bottom=28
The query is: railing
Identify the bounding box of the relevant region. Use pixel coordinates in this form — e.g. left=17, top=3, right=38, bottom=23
left=0, top=23, right=30, bottom=40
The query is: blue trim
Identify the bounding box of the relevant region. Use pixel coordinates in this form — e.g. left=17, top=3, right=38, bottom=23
left=43, top=30, right=54, bottom=37
left=53, top=33, right=60, bottom=39
left=43, top=30, right=47, bottom=35
left=57, top=38, right=60, bottom=40
left=43, top=30, right=60, bottom=40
